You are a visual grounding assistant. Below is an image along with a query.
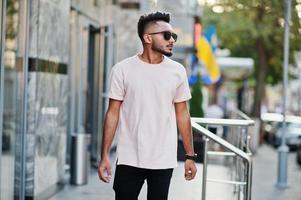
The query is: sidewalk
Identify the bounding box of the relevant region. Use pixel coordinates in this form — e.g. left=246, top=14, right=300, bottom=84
left=49, top=162, right=233, bottom=200
left=50, top=145, right=301, bottom=200
left=252, top=145, right=301, bottom=200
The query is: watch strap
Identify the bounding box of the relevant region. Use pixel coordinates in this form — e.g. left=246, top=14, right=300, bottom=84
left=185, top=153, right=197, bottom=161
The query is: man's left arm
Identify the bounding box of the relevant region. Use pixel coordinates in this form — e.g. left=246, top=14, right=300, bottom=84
left=175, top=101, right=197, bottom=181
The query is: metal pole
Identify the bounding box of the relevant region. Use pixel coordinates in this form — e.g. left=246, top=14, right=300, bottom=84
left=0, top=0, right=7, bottom=196
left=294, top=52, right=301, bottom=113
left=246, top=160, right=252, bottom=200
left=202, top=138, right=209, bottom=200
left=277, top=0, right=291, bottom=189
left=299, top=66, right=301, bottom=113
left=20, top=0, right=30, bottom=199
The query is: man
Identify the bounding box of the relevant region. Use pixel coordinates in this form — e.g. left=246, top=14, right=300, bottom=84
left=98, top=11, right=197, bottom=200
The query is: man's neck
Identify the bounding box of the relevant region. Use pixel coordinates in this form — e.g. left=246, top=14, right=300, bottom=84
left=139, top=51, right=163, bottom=64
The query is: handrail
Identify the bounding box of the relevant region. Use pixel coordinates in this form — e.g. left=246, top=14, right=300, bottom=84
left=191, top=119, right=252, bottom=200
left=191, top=121, right=251, bottom=162
left=191, top=117, right=254, bottom=127
left=233, top=109, right=253, bottom=121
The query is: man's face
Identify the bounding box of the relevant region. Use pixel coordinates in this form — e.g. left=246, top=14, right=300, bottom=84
left=145, top=21, right=176, bottom=57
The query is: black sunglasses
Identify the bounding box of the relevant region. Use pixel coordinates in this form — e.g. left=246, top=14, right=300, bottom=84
left=148, top=31, right=178, bottom=42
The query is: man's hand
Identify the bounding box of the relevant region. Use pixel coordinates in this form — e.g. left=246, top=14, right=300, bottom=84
left=98, top=156, right=112, bottom=183
left=184, top=159, right=197, bottom=181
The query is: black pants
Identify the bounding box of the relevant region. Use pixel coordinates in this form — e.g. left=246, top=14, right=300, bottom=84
left=113, top=165, right=173, bottom=200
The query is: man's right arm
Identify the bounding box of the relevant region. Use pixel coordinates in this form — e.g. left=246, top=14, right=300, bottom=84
left=98, top=98, right=122, bottom=183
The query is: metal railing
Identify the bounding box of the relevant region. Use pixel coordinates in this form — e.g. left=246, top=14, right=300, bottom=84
left=231, top=109, right=254, bottom=121
left=191, top=115, right=254, bottom=200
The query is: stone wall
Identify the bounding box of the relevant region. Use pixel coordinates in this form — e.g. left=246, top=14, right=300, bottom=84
left=27, top=0, right=70, bottom=198
left=113, top=8, right=142, bottom=61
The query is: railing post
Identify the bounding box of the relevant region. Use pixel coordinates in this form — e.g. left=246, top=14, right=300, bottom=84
left=241, top=127, right=246, bottom=151
left=246, top=159, right=252, bottom=200
left=202, top=138, right=209, bottom=200
left=246, top=135, right=251, bottom=153
left=238, top=127, right=246, bottom=199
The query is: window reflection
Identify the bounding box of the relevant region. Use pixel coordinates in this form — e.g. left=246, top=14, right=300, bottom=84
left=1, top=0, right=21, bottom=199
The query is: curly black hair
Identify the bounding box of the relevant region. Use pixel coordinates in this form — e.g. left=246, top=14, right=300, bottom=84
left=137, top=11, right=170, bottom=42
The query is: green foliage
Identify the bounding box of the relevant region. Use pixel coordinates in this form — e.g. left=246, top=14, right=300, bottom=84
left=189, top=75, right=204, bottom=117
left=6, top=0, right=19, bottom=39
left=202, top=0, right=301, bottom=85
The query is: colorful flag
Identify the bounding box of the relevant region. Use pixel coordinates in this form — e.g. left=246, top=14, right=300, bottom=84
left=204, top=25, right=218, bottom=53
left=196, top=36, right=220, bottom=84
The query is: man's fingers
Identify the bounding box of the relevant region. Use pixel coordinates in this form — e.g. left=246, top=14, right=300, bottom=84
left=99, top=167, right=111, bottom=183
left=184, top=168, right=192, bottom=180
left=98, top=167, right=106, bottom=182
left=98, top=162, right=112, bottom=183
left=107, top=166, right=112, bottom=177
left=185, top=169, right=192, bottom=176
left=190, top=168, right=197, bottom=179
left=105, top=167, right=112, bottom=182
left=184, top=163, right=197, bottom=181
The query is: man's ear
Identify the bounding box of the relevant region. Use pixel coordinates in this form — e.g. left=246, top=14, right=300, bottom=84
left=143, top=34, right=152, bottom=44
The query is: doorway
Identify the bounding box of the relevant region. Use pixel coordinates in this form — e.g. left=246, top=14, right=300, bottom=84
left=87, top=25, right=115, bottom=166
left=85, top=26, right=102, bottom=165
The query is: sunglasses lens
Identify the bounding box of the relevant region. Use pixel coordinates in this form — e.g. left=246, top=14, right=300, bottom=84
left=163, top=31, right=177, bottom=42
left=172, top=33, right=177, bottom=42
left=163, top=32, right=172, bottom=40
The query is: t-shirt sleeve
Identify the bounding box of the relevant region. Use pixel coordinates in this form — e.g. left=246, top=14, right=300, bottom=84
left=108, top=65, right=125, bottom=101
left=173, top=67, right=192, bottom=103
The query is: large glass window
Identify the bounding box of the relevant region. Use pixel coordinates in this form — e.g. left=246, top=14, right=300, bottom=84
left=1, top=0, right=27, bottom=199
left=1, top=0, right=18, bottom=197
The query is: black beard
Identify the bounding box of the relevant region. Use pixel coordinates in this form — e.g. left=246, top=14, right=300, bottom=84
left=152, top=45, right=173, bottom=57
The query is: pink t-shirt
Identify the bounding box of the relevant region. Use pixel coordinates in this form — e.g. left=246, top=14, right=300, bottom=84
left=109, top=55, right=191, bottom=169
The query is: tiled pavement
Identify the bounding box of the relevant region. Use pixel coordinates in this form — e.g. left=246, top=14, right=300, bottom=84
left=50, top=145, right=301, bottom=200
left=49, top=162, right=234, bottom=200
left=252, top=145, right=301, bottom=200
